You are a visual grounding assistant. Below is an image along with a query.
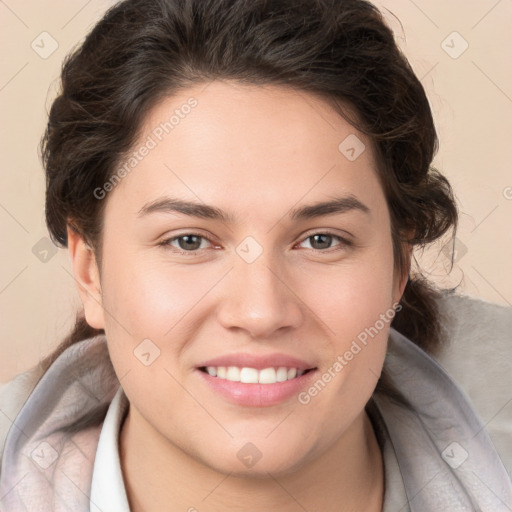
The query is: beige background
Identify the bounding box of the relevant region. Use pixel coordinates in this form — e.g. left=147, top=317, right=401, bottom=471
left=1, top=1, right=511, bottom=383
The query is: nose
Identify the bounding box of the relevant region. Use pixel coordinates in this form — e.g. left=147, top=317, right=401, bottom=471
left=216, top=249, right=304, bottom=339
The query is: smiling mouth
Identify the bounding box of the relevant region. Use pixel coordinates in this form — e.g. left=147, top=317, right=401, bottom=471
left=198, top=366, right=316, bottom=384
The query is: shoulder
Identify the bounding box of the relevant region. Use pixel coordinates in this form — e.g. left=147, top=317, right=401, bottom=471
left=0, top=365, right=45, bottom=463
left=435, top=291, right=511, bottom=340
left=432, top=291, right=512, bottom=476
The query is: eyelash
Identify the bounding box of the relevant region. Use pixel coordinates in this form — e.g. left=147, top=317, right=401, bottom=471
left=158, top=230, right=353, bottom=256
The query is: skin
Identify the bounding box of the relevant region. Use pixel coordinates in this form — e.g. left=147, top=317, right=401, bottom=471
left=68, top=80, right=410, bottom=511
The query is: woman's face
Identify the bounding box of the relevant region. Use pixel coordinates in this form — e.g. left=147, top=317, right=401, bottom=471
left=81, top=80, right=407, bottom=476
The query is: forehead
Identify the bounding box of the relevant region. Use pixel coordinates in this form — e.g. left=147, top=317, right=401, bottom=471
left=106, top=80, right=385, bottom=220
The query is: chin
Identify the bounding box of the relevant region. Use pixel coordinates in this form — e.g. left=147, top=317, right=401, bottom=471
left=200, top=440, right=311, bottom=478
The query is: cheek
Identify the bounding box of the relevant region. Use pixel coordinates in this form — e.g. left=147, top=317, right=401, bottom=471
left=298, top=241, right=396, bottom=343
left=100, top=250, right=213, bottom=339
left=96, top=247, right=179, bottom=378
left=98, top=249, right=230, bottom=391
left=296, top=237, right=395, bottom=395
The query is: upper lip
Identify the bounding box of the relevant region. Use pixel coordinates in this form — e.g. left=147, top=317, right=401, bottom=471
left=197, top=353, right=316, bottom=371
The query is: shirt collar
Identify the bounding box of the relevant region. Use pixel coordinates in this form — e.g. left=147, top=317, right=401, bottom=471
left=90, top=385, right=131, bottom=512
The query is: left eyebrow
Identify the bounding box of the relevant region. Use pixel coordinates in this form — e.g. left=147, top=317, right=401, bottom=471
left=136, top=194, right=370, bottom=222
left=289, top=195, right=370, bottom=220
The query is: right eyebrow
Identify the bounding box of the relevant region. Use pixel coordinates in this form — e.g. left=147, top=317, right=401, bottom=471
left=137, top=197, right=235, bottom=222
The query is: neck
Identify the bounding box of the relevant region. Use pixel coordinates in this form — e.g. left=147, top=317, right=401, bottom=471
left=119, top=406, right=383, bottom=512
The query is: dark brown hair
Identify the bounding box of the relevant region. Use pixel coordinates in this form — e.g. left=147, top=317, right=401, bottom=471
left=39, top=0, right=458, bottom=401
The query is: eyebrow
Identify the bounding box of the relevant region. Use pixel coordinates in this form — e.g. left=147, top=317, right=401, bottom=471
left=137, top=195, right=370, bottom=222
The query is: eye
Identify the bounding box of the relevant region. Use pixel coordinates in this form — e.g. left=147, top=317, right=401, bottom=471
left=297, top=232, right=351, bottom=252
left=159, top=233, right=215, bottom=255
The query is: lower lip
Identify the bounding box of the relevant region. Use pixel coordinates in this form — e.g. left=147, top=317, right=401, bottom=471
left=196, top=369, right=318, bottom=407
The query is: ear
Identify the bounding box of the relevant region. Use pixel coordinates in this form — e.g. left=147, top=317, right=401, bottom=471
left=67, top=225, right=105, bottom=329
left=393, top=238, right=413, bottom=304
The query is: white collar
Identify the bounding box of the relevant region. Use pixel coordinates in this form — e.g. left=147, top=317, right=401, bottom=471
left=90, top=385, right=131, bottom=512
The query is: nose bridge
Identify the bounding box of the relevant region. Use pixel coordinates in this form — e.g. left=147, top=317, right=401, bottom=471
left=217, top=239, right=303, bottom=337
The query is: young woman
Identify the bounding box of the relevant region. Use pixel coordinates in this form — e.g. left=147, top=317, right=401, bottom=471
left=0, top=0, right=510, bottom=510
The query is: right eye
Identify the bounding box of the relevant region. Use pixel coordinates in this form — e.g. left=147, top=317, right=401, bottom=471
left=158, top=232, right=217, bottom=255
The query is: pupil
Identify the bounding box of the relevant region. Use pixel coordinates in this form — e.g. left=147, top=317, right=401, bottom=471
left=179, top=235, right=201, bottom=250
left=311, top=234, right=331, bottom=250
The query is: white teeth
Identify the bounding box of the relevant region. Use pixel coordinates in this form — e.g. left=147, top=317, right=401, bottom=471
left=258, top=367, right=276, bottom=384
left=276, top=367, right=288, bottom=382
left=226, top=366, right=241, bottom=381
left=240, top=367, right=259, bottom=384
left=204, top=365, right=308, bottom=384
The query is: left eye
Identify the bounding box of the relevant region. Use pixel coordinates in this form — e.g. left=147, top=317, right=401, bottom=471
left=298, top=233, right=346, bottom=251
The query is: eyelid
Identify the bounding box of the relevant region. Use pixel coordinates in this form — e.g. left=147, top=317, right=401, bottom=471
left=299, top=228, right=354, bottom=243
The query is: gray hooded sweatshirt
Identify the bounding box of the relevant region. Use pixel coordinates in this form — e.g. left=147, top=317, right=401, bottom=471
left=0, top=316, right=511, bottom=510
